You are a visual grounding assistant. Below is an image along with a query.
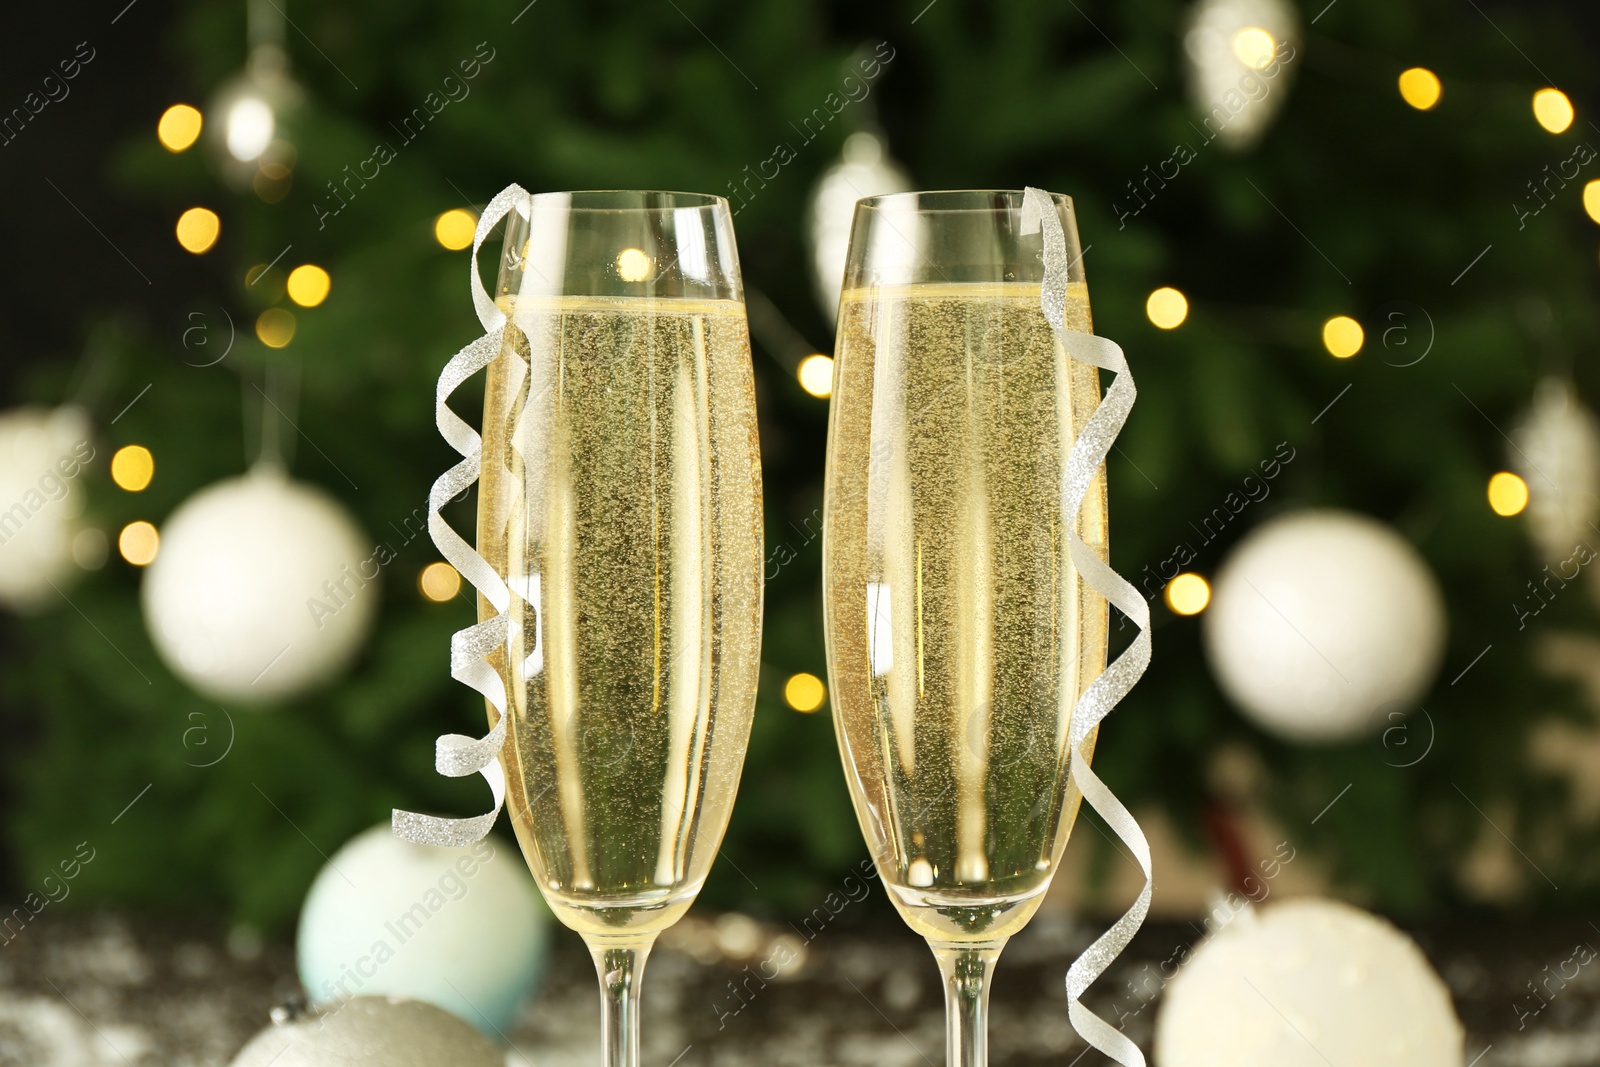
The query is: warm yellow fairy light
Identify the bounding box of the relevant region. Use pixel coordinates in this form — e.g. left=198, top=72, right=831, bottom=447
left=1322, top=315, right=1364, bottom=358
left=286, top=264, right=331, bottom=307
left=1397, top=68, right=1442, bottom=111
left=110, top=445, right=154, bottom=492
left=157, top=104, right=203, bottom=152
left=616, top=248, right=652, bottom=282
left=256, top=308, right=297, bottom=348
left=1231, top=27, right=1277, bottom=71
left=797, top=354, right=834, bottom=398
left=1583, top=180, right=1600, bottom=225
left=1488, top=471, right=1529, bottom=516
left=434, top=209, right=477, bottom=251
left=1533, top=88, right=1574, bottom=134
left=1165, top=573, right=1211, bottom=616
left=118, top=521, right=159, bottom=566
left=419, top=561, right=462, bottom=602
left=175, top=207, right=220, bottom=254
left=1146, top=287, right=1189, bottom=330
left=784, top=672, right=827, bottom=712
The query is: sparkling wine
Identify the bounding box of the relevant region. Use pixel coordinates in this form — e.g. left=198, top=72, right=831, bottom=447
left=479, top=295, right=763, bottom=940
left=824, top=282, right=1108, bottom=944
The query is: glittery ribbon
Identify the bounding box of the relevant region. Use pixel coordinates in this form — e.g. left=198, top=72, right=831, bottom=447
left=1022, top=187, right=1154, bottom=1067
left=393, top=184, right=532, bottom=848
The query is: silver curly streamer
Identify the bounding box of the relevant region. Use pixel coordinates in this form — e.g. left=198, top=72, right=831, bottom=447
left=1022, top=187, right=1154, bottom=1067
left=393, top=184, right=532, bottom=849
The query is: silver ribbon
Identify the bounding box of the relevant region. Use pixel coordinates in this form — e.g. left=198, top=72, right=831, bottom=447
left=1022, top=187, right=1154, bottom=1067
left=393, top=184, right=532, bottom=848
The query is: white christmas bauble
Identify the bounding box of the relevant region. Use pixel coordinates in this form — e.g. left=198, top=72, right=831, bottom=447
left=806, top=130, right=912, bottom=318
left=297, top=824, right=547, bottom=1034
left=1512, top=378, right=1600, bottom=563
left=1203, top=510, right=1446, bottom=742
left=229, top=996, right=502, bottom=1067
left=0, top=406, right=92, bottom=612
left=1183, top=0, right=1299, bottom=151
left=1154, top=898, right=1463, bottom=1067
left=141, top=468, right=376, bottom=703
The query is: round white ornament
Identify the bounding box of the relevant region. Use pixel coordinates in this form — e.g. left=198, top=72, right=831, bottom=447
left=141, top=468, right=376, bottom=703
left=806, top=130, right=912, bottom=319
left=1183, top=0, right=1299, bottom=152
left=1203, top=510, right=1446, bottom=742
left=1154, top=898, right=1463, bottom=1067
left=229, top=996, right=502, bottom=1067
left=0, top=406, right=93, bottom=612
left=297, top=824, right=547, bottom=1033
left=1512, top=378, right=1600, bottom=563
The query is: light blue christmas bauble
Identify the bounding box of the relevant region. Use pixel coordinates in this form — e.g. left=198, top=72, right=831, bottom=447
left=296, top=824, right=547, bottom=1033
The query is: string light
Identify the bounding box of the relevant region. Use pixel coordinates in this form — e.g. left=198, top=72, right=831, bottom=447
left=1487, top=471, right=1529, bottom=516
left=1397, top=68, right=1442, bottom=111
left=1322, top=316, right=1364, bottom=358
left=419, top=562, right=462, bottom=602
left=784, top=672, right=827, bottom=712
left=157, top=104, right=203, bottom=152
left=434, top=209, right=476, bottom=250
left=286, top=264, right=331, bottom=307
left=119, top=521, right=160, bottom=566
left=1231, top=28, right=1277, bottom=70
left=110, top=445, right=154, bottom=492
left=175, top=208, right=220, bottom=254
left=1533, top=88, right=1574, bottom=134
left=1165, top=573, right=1211, bottom=616
left=256, top=308, right=296, bottom=348
left=1583, top=180, right=1600, bottom=225
left=797, top=354, right=834, bottom=398
left=616, top=248, right=652, bottom=282
left=1146, top=287, right=1189, bottom=329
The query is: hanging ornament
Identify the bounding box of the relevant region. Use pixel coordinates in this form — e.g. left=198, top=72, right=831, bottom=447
left=296, top=824, right=548, bottom=1033
left=0, top=406, right=94, bottom=612
left=805, top=130, right=911, bottom=319
left=1183, top=0, right=1299, bottom=152
left=208, top=1, right=301, bottom=194
left=1154, top=898, right=1463, bottom=1066
left=1511, top=377, right=1600, bottom=562
left=229, top=996, right=503, bottom=1067
left=141, top=467, right=376, bottom=703
left=1203, top=510, right=1446, bottom=743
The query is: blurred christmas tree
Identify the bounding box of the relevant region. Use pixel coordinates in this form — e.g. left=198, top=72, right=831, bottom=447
left=6, top=0, right=1600, bottom=929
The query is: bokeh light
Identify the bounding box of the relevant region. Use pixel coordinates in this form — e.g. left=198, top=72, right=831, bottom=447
left=616, top=248, right=652, bottom=282
left=797, top=354, right=834, bottom=398
left=784, top=672, right=827, bottom=712
left=286, top=265, right=331, bottom=307
left=1533, top=88, right=1574, bottom=134
left=110, top=445, right=154, bottom=492
left=1398, top=68, right=1442, bottom=111
left=1231, top=28, right=1277, bottom=70
left=1583, top=180, right=1600, bottom=224
left=419, top=562, right=462, bottom=602
left=225, top=96, right=274, bottom=161
left=157, top=104, right=203, bottom=152
left=1165, top=573, right=1211, bottom=616
left=119, top=521, right=160, bottom=566
left=1488, top=471, right=1529, bottom=516
left=1322, top=315, right=1364, bottom=358
left=175, top=208, right=220, bottom=254
left=434, top=209, right=477, bottom=251
left=1146, top=287, right=1189, bottom=330
left=256, top=308, right=297, bottom=348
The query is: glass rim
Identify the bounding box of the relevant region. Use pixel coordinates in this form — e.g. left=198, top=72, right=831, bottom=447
left=854, top=189, right=1075, bottom=214
left=522, top=189, right=729, bottom=213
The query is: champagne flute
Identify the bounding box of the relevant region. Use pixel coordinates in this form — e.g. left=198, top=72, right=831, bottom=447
left=478, top=191, right=763, bottom=1067
left=822, top=190, right=1107, bottom=1067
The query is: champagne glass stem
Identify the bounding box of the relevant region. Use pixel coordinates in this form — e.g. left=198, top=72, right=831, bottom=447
left=929, top=940, right=1005, bottom=1067
left=590, top=939, right=655, bottom=1067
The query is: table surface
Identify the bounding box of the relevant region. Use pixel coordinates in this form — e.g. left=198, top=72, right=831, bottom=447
left=0, top=910, right=1595, bottom=1066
